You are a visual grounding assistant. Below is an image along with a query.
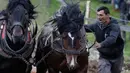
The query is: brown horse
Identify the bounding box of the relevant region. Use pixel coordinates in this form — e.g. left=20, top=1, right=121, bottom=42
left=35, top=2, right=88, bottom=73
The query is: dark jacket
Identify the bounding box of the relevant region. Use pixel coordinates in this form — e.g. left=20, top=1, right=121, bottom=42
left=84, top=18, right=124, bottom=59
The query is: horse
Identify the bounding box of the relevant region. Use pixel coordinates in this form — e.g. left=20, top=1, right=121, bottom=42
left=0, top=0, right=37, bottom=73
left=36, top=2, right=89, bottom=73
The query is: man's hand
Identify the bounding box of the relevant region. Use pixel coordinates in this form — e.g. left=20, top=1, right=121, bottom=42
left=94, top=42, right=101, bottom=48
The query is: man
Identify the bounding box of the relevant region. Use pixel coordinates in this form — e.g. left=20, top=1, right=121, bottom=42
left=84, top=6, right=124, bottom=73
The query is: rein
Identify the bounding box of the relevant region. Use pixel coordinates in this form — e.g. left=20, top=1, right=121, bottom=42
left=35, top=20, right=87, bottom=66
left=35, top=19, right=58, bottom=66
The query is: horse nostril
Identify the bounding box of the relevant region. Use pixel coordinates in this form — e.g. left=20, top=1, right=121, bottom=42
left=12, top=26, right=23, bottom=36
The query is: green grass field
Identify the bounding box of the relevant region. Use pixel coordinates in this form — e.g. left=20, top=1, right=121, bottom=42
left=31, top=0, right=60, bottom=29
left=0, top=0, right=130, bottom=58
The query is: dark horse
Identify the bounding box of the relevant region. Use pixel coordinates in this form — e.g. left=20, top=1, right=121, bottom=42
left=0, top=0, right=37, bottom=73
left=36, top=2, right=88, bottom=73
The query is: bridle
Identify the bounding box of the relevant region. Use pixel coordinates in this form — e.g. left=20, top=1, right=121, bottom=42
left=59, top=26, right=87, bottom=55
left=35, top=24, right=88, bottom=67
left=1, top=21, right=31, bottom=53
left=0, top=19, right=35, bottom=73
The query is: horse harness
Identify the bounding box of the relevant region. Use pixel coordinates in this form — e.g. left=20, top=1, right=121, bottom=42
left=0, top=20, right=35, bottom=72
left=36, top=23, right=90, bottom=66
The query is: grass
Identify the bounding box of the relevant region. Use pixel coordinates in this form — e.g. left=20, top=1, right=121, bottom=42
left=31, top=0, right=60, bottom=29
left=0, top=0, right=7, bottom=10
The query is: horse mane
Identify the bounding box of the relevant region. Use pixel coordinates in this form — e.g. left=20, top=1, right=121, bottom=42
left=7, top=0, right=37, bottom=20
left=54, top=2, right=84, bottom=34
left=0, top=10, right=7, bottom=20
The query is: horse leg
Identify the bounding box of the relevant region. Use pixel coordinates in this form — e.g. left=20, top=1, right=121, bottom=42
left=36, top=62, right=48, bottom=73
left=76, top=52, right=88, bottom=73
left=48, top=67, right=60, bottom=73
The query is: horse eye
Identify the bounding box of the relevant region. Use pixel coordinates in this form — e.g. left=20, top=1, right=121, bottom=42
left=25, top=12, right=28, bottom=15
left=8, top=11, right=12, bottom=15
left=25, top=12, right=29, bottom=20
left=62, top=35, right=67, bottom=39
left=25, top=10, right=28, bottom=15
left=62, top=33, right=68, bottom=39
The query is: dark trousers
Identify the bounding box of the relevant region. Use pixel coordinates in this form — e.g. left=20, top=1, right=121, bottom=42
left=98, top=56, right=124, bottom=73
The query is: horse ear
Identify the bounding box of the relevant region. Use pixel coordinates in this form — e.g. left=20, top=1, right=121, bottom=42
left=25, top=0, right=30, bottom=1
left=9, top=0, right=12, bottom=2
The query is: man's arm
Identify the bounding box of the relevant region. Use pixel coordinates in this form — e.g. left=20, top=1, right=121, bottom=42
left=100, top=24, right=120, bottom=48
left=84, top=23, right=95, bottom=32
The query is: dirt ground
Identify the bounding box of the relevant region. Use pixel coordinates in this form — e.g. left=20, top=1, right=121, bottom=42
left=87, top=60, right=130, bottom=73
left=87, top=60, right=98, bottom=73
left=31, top=57, right=130, bottom=73
left=30, top=60, right=98, bottom=73
left=31, top=60, right=130, bottom=73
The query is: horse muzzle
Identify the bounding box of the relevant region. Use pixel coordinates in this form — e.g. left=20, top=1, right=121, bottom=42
left=66, top=54, right=79, bottom=70
left=12, top=26, right=24, bottom=43
left=12, top=26, right=23, bottom=36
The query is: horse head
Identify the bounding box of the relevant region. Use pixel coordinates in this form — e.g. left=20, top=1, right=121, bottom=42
left=55, top=3, right=87, bottom=69
left=6, top=0, right=36, bottom=44
left=0, top=0, right=37, bottom=51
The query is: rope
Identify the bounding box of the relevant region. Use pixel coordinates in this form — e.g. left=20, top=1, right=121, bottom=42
left=84, top=25, right=96, bottom=50
left=29, top=18, right=56, bottom=65
left=89, top=6, right=130, bottom=23
left=35, top=50, right=53, bottom=66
